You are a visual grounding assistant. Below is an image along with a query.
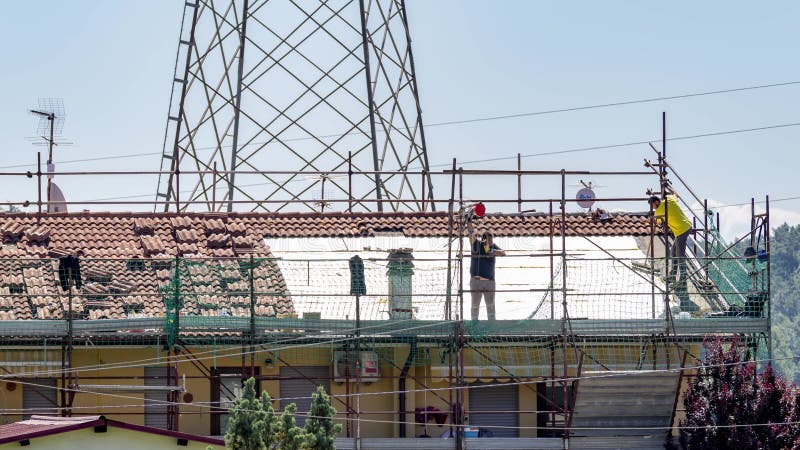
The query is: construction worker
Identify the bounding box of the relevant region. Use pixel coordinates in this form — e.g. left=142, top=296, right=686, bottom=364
left=467, top=221, right=506, bottom=320
left=648, top=192, right=698, bottom=311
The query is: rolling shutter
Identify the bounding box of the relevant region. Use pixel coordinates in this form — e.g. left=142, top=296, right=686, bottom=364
left=22, top=378, right=58, bottom=419
left=144, top=366, right=168, bottom=429
left=468, top=383, right=519, bottom=437
left=279, top=366, right=331, bottom=427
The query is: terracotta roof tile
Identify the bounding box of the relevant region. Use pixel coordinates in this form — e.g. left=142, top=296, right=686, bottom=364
left=0, top=210, right=652, bottom=325
left=170, top=216, right=192, bottom=229
left=206, top=233, right=230, bottom=248
left=140, top=236, right=165, bottom=255
left=133, top=217, right=155, bottom=235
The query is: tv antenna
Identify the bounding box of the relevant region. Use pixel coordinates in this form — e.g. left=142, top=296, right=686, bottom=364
left=305, top=173, right=346, bottom=213
left=29, top=98, right=68, bottom=212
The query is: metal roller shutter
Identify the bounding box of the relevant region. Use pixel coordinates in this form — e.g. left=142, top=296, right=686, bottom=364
left=468, top=383, right=519, bottom=437
left=144, top=367, right=168, bottom=429
left=279, top=366, right=331, bottom=427
left=22, top=378, right=58, bottom=419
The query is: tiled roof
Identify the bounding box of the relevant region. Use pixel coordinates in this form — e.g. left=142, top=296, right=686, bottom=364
left=0, top=211, right=651, bottom=323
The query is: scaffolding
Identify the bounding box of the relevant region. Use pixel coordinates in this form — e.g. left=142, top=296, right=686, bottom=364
left=0, top=145, right=771, bottom=447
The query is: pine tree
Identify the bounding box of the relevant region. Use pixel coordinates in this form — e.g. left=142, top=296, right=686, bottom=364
left=276, top=403, right=306, bottom=450
left=259, top=390, right=279, bottom=449
left=303, top=385, right=342, bottom=450
left=224, top=378, right=268, bottom=450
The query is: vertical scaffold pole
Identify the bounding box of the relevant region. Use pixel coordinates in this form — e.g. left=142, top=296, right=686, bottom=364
left=517, top=153, right=522, bottom=212
left=37, top=152, right=42, bottom=216
left=458, top=167, right=464, bottom=321
left=560, top=169, right=569, bottom=444
left=766, top=195, right=772, bottom=362
left=650, top=200, right=656, bottom=319
left=549, top=201, right=555, bottom=320
left=66, top=265, right=73, bottom=417
left=445, top=159, right=456, bottom=321
left=348, top=152, right=353, bottom=213
left=661, top=112, right=671, bottom=369
left=704, top=199, right=709, bottom=286
left=249, top=255, right=255, bottom=375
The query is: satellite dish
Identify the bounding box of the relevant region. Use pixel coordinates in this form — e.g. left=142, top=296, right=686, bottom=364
left=48, top=182, right=67, bottom=213
left=576, top=187, right=595, bottom=209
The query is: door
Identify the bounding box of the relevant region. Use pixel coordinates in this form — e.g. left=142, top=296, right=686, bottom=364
left=211, top=368, right=259, bottom=436
left=468, top=383, right=519, bottom=437
left=536, top=382, right=573, bottom=437
left=279, top=366, right=331, bottom=427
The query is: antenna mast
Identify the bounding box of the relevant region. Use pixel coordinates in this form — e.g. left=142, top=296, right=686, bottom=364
left=29, top=98, right=66, bottom=212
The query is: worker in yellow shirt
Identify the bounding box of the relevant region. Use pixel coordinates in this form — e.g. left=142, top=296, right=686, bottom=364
left=648, top=193, right=697, bottom=311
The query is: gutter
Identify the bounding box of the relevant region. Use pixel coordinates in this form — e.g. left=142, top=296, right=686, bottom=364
left=398, top=338, right=417, bottom=438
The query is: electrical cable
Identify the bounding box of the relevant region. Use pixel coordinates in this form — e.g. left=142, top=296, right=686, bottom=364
left=5, top=354, right=799, bottom=432
left=47, top=121, right=800, bottom=204
left=5, top=348, right=794, bottom=407
left=1, top=80, right=798, bottom=171
left=0, top=318, right=453, bottom=379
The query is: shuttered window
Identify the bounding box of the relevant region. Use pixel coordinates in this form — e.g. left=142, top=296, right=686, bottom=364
left=144, top=367, right=168, bottom=429
left=468, top=383, right=519, bottom=437
left=279, top=366, right=330, bottom=427
left=22, top=378, right=58, bottom=419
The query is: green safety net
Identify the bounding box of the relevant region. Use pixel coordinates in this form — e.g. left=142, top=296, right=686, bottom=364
left=0, top=245, right=769, bottom=374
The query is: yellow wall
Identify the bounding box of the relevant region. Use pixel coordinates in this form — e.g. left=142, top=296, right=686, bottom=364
left=0, top=381, right=22, bottom=425
left=0, top=342, right=696, bottom=439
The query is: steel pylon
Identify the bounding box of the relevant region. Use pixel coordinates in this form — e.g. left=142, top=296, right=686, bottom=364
left=155, top=0, right=434, bottom=212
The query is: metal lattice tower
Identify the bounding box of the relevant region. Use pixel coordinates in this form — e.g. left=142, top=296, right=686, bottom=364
left=155, top=0, right=434, bottom=212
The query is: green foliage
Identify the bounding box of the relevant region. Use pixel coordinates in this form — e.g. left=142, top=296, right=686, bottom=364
left=224, top=378, right=272, bottom=450
left=303, top=386, right=342, bottom=450
left=276, top=403, right=306, bottom=450
left=769, top=224, right=800, bottom=384
left=224, top=378, right=341, bottom=449
left=260, top=390, right=279, bottom=449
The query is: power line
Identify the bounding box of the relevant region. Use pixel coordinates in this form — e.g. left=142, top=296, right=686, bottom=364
left=2, top=80, right=798, bottom=170
left=712, top=195, right=800, bottom=209
left=426, top=80, right=800, bottom=128
left=60, top=121, right=800, bottom=203
left=6, top=353, right=799, bottom=430
left=0, top=319, right=449, bottom=379
left=427, top=121, right=800, bottom=168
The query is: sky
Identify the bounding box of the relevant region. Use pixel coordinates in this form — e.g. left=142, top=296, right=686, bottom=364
left=0, top=1, right=798, bottom=239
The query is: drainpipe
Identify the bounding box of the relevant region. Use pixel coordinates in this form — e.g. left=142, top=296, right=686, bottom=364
left=399, top=339, right=417, bottom=437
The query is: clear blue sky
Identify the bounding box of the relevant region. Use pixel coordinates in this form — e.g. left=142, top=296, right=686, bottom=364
left=0, top=1, right=798, bottom=238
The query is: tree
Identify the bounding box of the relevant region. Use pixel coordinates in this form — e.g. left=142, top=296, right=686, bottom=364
left=679, top=336, right=799, bottom=449
left=276, top=403, right=306, bottom=450
left=224, top=377, right=277, bottom=450
left=769, top=223, right=800, bottom=385
left=224, top=378, right=341, bottom=449
left=303, top=386, right=342, bottom=450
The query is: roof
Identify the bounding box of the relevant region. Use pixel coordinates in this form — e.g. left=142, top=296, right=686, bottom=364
left=270, top=235, right=669, bottom=321
left=0, top=211, right=651, bottom=246
left=0, top=415, right=224, bottom=446
left=0, top=211, right=652, bottom=324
